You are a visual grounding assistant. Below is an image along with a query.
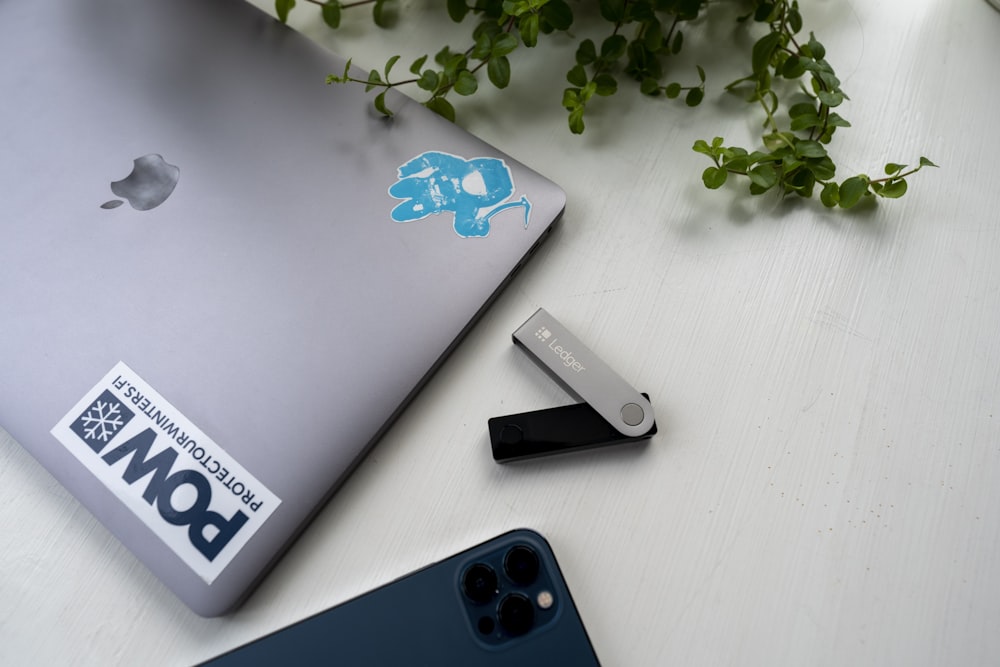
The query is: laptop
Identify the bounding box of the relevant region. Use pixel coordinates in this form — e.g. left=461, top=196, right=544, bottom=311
left=0, top=0, right=564, bottom=616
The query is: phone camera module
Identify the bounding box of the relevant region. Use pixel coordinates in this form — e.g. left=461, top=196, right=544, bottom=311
left=462, top=564, right=498, bottom=604
left=458, top=541, right=558, bottom=647
left=503, top=545, right=540, bottom=585
left=497, top=593, right=535, bottom=636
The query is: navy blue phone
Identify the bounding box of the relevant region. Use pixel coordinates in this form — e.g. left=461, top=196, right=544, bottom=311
left=202, top=529, right=601, bottom=666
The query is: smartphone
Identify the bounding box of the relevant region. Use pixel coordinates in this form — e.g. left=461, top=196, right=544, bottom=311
left=201, top=529, right=601, bottom=666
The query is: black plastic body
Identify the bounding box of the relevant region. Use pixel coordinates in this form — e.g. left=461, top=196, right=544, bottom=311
left=200, top=529, right=601, bottom=666
left=490, top=394, right=656, bottom=462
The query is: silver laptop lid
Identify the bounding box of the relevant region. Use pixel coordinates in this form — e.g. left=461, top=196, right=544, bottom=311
left=0, top=0, right=564, bottom=615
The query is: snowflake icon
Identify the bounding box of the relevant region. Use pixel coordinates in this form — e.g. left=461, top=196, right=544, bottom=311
left=83, top=401, right=126, bottom=440
left=70, top=390, right=135, bottom=452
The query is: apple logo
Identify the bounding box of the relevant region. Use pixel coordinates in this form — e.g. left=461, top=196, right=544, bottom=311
left=101, top=154, right=180, bottom=210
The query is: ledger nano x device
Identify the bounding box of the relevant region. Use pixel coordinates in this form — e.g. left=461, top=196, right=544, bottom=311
left=489, top=309, right=657, bottom=461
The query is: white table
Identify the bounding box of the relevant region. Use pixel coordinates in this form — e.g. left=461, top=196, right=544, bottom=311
left=3, top=1, right=999, bottom=664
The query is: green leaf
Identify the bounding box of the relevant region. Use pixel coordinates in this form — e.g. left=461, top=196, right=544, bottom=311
left=501, top=0, right=524, bottom=15
left=748, top=163, right=777, bottom=190
left=600, top=35, right=628, bottom=61
left=879, top=179, right=908, bottom=198
left=676, top=0, right=700, bottom=19
left=446, top=0, right=469, bottom=22
left=492, top=33, right=519, bottom=58
left=753, top=2, right=777, bottom=23
left=454, top=70, right=478, bottom=96
left=702, top=166, right=728, bottom=189
left=541, top=0, right=573, bottom=31
left=692, top=139, right=715, bottom=157
left=919, top=156, right=939, bottom=168
left=383, top=55, right=401, bottom=80
left=470, top=34, right=491, bottom=60
left=781, top=54, right=805, bottom=78
left=826, top=112, right=851, bottom=128
left=628, top=1, right=654, bottom=22
left=753, top=2, right=776, bottom=22
left=594, top=73, right=617, bottom=96
left=665, top=82, right=682, bottom=99
left=671, top=30, right=684, bottom=55
left=640, top=77, right=660, bottom=96
left=790, top=113, right=821, bottom=132
left=752, top=32, right=782, bottom=76
left=417, top=69, right=439, bottom=92
left=884, top=162, right=906, bottom=176
left=788, top=7, right=803, bottom=34
left=807, top=33, right=826, bottom=60
left=763, top=131, right=794, bottom=152
left=807, top=156, right=837, bottom=181
left=442, top=53, right=467, bottom=78
left=576, top=39, right=597, bottom=65
left=568, top=106, right=585, bottom=134
left=598, top=0, right=625, bottom=22
left=434, top=46, right=454, bottom=67
left=696, top=65, right=706, bottom=83
left=815, top=70, right=842, bottom=92
left=409, top=55, right=428, bottom=75
left=519, top=13, right=540, bottom=47
left=839, top=176, right=869, bottom=208
left=723, top=154, right=749, bottom=173
left=567, top=64, right=588, bottom=87
left=781, top=156, right=804, bottom=173
left=817, top=89, right=844, bottom=107
left=644, top=20, right=663, bottom=51
left=685, top=87, right=704, bottom=107
left=372, top=0, right=390, bottom=27
left=374, top=91, right=392, bottom=117
left=326, top=58, right=351, bottom=84
left=795, top=140, right=827, bottom=159
left=275, top=0, right=295, bottom=23
left=488, top=56, right=511, bottom=88
left=789, top=102, right=816, bottom=118
left=365, top=69, right=383, bottom=92
left=321, top=1, right=341, bottom=28
left=562, top=88, right=580, bottom=109
left=820, top=182, right=840, bottom=207
left=786, top=168, right=816, bottom=197
left=425, top=96, right=456, bottom=122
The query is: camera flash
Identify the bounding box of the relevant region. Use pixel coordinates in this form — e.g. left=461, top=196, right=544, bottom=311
left=536, top=590, right=554, bottom=610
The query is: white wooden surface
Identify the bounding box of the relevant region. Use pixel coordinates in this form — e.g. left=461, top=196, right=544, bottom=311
left=3, top=1, right=999, bottom=664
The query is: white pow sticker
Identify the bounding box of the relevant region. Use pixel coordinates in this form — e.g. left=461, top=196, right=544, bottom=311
left=51, top=362, right=280, bottom=584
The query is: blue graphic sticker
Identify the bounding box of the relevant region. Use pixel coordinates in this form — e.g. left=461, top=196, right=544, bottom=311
left=389, top=151, right=532, bottom=238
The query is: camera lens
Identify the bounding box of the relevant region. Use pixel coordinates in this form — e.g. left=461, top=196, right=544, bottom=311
left=503, top=545, right=539, bottom=585
left=462, top=564, right=498, bottom=604
left=497, top=593, right=534, bottom=636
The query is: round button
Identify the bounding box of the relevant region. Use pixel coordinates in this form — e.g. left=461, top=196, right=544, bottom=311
left=499, top=424, right=523, bottom=445
left=620, top=403, right=645, bottom=427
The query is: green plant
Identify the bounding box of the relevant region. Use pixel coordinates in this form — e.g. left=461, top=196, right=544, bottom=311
left=278, top=0, right=936, bottom=209
left=689, top=3, right=937, bottom=207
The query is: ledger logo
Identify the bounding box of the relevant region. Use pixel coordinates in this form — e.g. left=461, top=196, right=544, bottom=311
left=101, top=154, right=180, bottom=211
left=539, top=328, right=586, bottom=373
